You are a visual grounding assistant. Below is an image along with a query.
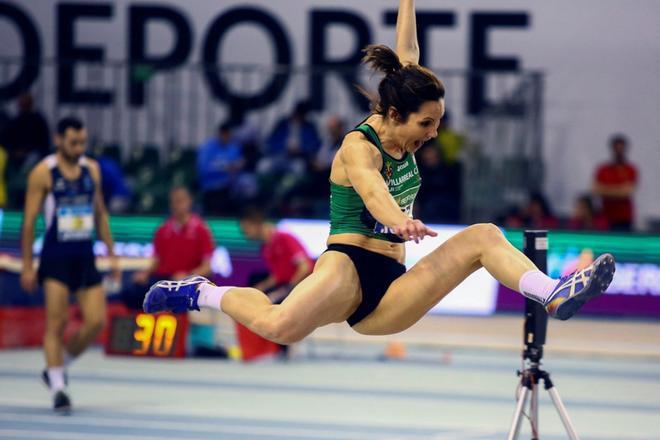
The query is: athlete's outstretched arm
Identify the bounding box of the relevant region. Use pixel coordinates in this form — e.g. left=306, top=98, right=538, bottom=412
left=340, top=139, right=435, bottom=241
left=396, top=0, right=419, bottom=66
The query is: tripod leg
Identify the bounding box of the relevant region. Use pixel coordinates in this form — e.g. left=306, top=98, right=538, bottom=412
left=547, top=386, right=580, bottom=440
left=507, top=385, right=530, bottom=440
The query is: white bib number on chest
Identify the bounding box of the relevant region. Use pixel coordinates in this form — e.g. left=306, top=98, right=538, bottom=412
left=373, top=204, right=414, bottom=235
left=57, top=205, right=94, bottom=241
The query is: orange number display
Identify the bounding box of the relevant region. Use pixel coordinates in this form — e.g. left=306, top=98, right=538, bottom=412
left=132, top=313, right=178, bottom=356
left=152, top=315, right=178, bottom=356
left=133, top=314, right=155, bottom=355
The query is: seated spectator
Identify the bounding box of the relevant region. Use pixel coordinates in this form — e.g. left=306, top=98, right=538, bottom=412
left=4, top=92, right=50, bottom=169
left=258, top=100, right=321, bottom=177
left=416, top=111, right=464, bottom=223
left=567, top=194, right=609, bottom=231
left=521, top=192, right=560, bottom=229
left=197, top=122, right=245, bottom=216
left=417, top=143, right=461, bottom=223
left=306, top=115, right=345, bottom=203
left=97, top=153, right=131, bottom=213
left=434, top=111, right=466, bottom=165
left=120, top=186, right=214, bottom=309
left=0, top=146, right=6, bottom=207
left=592, top=134, right=638, bottom=231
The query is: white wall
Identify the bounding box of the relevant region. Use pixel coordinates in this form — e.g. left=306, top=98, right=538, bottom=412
left=2, top=0, right=659, bottom=226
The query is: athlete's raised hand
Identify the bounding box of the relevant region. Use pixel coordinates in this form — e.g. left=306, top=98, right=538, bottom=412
left=393, top=218, right=437, bottom=243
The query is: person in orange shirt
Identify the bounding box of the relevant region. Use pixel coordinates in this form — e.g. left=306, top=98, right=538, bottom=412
left=592, top=134, right=638, bottom=231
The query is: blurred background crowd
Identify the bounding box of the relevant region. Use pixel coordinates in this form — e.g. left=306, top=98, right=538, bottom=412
left=0, top=91, right=640, bottom=232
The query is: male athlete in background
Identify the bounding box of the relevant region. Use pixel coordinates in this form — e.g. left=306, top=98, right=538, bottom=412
left=20, top=117, right=120, bottom=412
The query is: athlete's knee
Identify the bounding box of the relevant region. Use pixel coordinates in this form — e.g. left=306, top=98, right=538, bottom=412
left=45, top=314, right=68, bottom=335
left=83, top=315, right=106, bottom=336
left=470, top=223, right=505, bottom=244
left=254, top=308, right=309, bottom=345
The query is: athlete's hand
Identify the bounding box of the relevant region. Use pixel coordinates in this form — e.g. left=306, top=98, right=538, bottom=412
left=109, top=255, right=121, bottom=281
left=132, top=270, right=150, bottom=285
left=393, top=218, right=438, bottom=243
left=20, top=268, right=38, bottom=293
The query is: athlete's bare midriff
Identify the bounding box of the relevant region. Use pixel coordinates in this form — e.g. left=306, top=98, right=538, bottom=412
left=327, top=233, right=405, bottom=263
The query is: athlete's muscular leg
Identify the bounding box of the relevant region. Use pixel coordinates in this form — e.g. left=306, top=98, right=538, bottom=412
left=221, top=251, right=362, bottom=344
left=66, top=285, right=106, bottom=357
left=43, top=279, right=71, bottom=367
left=353, top=223, right=536, bottom=335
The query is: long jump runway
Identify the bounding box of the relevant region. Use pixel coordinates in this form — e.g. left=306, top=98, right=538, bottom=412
left=1, top=345, right=659, bottom=439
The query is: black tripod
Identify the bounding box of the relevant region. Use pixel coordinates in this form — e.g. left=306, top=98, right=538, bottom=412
left=507, top=230, right=579, bottom=440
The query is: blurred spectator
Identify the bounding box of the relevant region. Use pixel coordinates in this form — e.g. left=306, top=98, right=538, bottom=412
left=505, top=192, right=559, bottom=229
left=305, top=115, right=345, bottom=205
left=520, top=192, right=560, bottom=229
left=0, top=105, right=8, bottom=207
left=259, top=100, right=321, bottom=177
left=4, top=92, right=50, bottom=169
left=314, top=115, right=344, bottom=172
left=97, top=153, right=131, bottom=213
left=121, top=186, right=224, bottom=357
left=567, top=194, right=609, bottom=231
left=0, top=105, right=9, bottom=141
left=239, top=206, right=313, bottom=304
left=0, top=145, right=6, bottom=207
left=239, top=206, right=314, bottom=357
left=197, top=122, right=245, bottom=216
left=120, top=186, right=214, bottom=309
left=417, top=143, right=461, bottom=223
left=417, top=112, right=464, bottom=223
left=435, top=111, right=465, bottom=166
left=592, top=134, right=638, bottom=231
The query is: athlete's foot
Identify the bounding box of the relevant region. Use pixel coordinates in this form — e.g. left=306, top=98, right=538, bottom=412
left=142, top=276, right=210, bottom=313
left=545, top=253, right=616, bottom=320
left=53, top=390, right=72, bottom=414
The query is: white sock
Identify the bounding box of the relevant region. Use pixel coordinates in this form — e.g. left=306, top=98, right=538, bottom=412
left=518, top=270, right=559, bottom=304
left=63, top=351, right=76, bottom=369
left=47, top=366, right=66, bottom=393
left=197, top=283, right=235, bottom=311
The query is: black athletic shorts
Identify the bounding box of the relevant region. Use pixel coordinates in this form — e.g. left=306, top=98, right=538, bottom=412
left=38, top=255, right=103, bottom=292
left=325, top=243, right=406, bottom=327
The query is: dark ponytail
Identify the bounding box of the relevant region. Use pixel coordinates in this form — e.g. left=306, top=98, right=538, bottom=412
left=360, top=44, right=445, bottom=122
left=361, top=44, right=403, bottom=75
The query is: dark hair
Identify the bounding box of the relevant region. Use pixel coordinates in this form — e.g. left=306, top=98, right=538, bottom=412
left=529, top=192, right=553, bottom=217
left=576, top=194, right=595, bottom=216
left=56, top=116, right=84, bottom=135
left=169, top=185, right=191, bottom=197
left=609, top=133, right=628, bottom=147
left=361, top=45, right=445, bottom=121
left=218, top=121, right=232, bottom=133
left=239, top=205, right=266, bottom=223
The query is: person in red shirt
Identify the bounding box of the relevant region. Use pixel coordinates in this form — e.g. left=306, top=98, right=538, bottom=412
left=237, top=206, right=313, bottom=357
left=592, top=134, right=638, bottom=231
left=122, top=186, right=214, bottom=309
left=239, top=206, right=313, bottom=305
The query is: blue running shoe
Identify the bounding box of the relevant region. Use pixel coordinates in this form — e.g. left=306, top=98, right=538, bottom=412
left=142, top=276, right=210, bottom=313
left=545, top=253, right=615, bottom=320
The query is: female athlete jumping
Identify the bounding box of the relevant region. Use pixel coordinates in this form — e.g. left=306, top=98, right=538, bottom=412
left=143, top=0, right=615, bottom=343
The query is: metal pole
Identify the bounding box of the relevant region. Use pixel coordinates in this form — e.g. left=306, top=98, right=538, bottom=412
left=547, top=385, right=580, bottom=440
left=507, top=385, right=530, bottom=440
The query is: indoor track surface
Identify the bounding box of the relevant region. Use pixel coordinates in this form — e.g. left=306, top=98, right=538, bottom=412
left=1, top=336, right=659, bottom=440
